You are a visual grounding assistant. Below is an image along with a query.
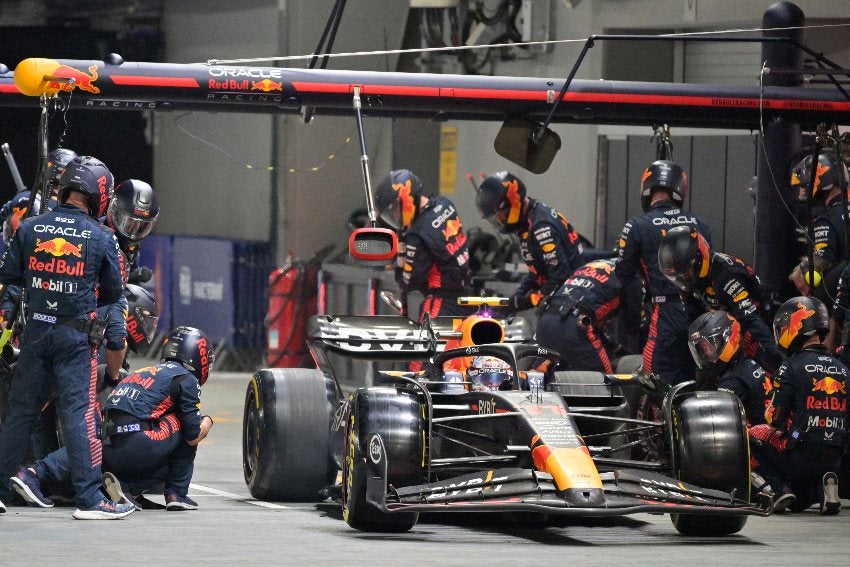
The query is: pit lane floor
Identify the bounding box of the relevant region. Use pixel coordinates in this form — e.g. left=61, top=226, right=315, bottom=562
left=1, top=368, right=849, bottom=566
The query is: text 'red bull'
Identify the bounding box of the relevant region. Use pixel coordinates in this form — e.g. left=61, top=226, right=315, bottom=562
left=28, top=256, right=84, bottom=277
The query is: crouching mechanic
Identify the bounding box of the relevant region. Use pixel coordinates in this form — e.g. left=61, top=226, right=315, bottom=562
left=749, top=297, right=847, bottom=514
left=10, top=327, right=215, bottom=511
left=686, top=310, right=770, bottom=425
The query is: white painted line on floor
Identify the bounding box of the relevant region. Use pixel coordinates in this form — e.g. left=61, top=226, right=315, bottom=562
left=189, top=482, right=290, bottom=509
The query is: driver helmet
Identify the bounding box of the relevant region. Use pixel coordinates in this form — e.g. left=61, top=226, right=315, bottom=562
left=475, top=171, right=527, bottom=234
left=124, top=284, right=158, bottom=353
left=374, top=169, right=423, bottom=231
left=467, top=356, right=514, bottom=391
left=773, top=296, right=829, bottom=355
left=658, top=225, right=711, bottom=291
left=687, top=310, right=741, bottom=374
left=640, top=160, right=688, bottom=212
left=108, top=179, right=160, bottom=242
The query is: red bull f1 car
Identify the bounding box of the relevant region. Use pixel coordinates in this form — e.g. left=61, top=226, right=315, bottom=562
left=242, top=298, right=770, bottom=536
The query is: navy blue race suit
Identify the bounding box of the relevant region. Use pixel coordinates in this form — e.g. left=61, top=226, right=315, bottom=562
left=511, top=198, right=583, bottom=311
left=809, top=198, right=849, bottom=311
left=715, top=355, right=771, bottom=426
left=537, top=259, right=636, bottom=373
left=615, top=200, right=712, bottom=385
left=0, top=204, right=124, bottom=509
left=683, top=252, right=782, bottom=374
left=31, top=361, right=203, bottom=499
left=398, top=196, right=472, bottom=320
left=750, top=344, right=848, bottom=508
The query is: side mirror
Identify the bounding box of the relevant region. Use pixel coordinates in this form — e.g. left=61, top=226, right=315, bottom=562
left=349, top=227, right=397, bottom=265
left=493, top=116, right=561, bottom=174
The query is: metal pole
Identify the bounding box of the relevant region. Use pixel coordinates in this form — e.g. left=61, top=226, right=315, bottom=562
left=755, top=1, right=805, bottom=300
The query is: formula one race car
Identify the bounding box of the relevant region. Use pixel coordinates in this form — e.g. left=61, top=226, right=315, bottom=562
left=242, top=298, right=770, bottom=536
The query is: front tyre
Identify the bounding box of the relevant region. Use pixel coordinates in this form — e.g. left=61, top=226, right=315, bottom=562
left=670, top=390, right=750, bottom=536
left=343, top=387, right=425, bottom=532
left=242, top=368, right=335, bottom=501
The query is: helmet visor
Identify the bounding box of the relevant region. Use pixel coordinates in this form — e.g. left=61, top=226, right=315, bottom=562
left=484, top=208, right=510, bottom=234
left=114, top=213, right=157, bottom=241
left=379, top=199, right=402, bottom=230
left=133, top=306, right=159, bottom=340
left=688, top=332, right=725, bottom=369
left=661, top=263, right=695, bottom=291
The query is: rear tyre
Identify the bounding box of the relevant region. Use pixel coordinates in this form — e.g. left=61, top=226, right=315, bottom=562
left=343, top=388, right=425, bottom=532
left=670, top=390, right=750, bottom=536
left=242, top=368, right=334, bottom=501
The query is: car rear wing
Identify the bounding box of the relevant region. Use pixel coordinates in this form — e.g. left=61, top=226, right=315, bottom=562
left=307, top=315, right=437, bottom=361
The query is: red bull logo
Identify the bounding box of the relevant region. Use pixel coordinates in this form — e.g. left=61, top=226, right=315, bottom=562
left=33, top=238, right=83, bottom=258
left=392, top=179, right=417, bottom=229
left=814, top=161, right=831, bottom=194
left=503, top=179, right=522, bottom=224
left=44, top=64, right=101, bottom=94
left=779, top=302, right=816, bottom=348
left=812, top=376, right=847, bottom=395
left=442, top=218, right=461, bottom=240
left=251, top=79, right=283, bottom=92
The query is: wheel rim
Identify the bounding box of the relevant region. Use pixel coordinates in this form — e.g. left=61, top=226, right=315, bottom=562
left=243, top=387, right=260, bottom=484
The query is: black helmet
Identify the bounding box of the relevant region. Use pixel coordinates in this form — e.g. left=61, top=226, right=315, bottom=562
left=108, top=179, right=159, bottom=241
left=374, top=169, right=423, bottom=231
left=640, top=160, right=688, bottom=211
left=687, top=310, right=742, bottom=373
left=160, top=326, right=215, bottom=385
left=773, top=296, right=829, bottom=355
left=790, top=152, right=842, bottom=202
left=124, top=283, right=158, bottom=353
left=57, top=156, right=114, bottom=218
left=658, top=225, right=711, bottom=291
left=476, top=171, right=527, bottom=233
left=46, top=148, right=78, bottom=185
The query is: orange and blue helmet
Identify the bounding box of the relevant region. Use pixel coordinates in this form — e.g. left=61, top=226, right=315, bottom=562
left=790, top=152, right=842, bottom=202
left=773, top=296, right=829, bottom=355
left=658, top=225, right=711, bottom=291
left=375, top=169, right=423, bottom=231
left=476, top=171, right=527, bottom=234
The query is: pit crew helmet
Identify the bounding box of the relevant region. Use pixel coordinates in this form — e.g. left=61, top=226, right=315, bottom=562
left=161, top=326, right=215, bottom=385
left=658, top=225, right=711, bottom=291
left=374, top=169, right=423, bottom=231
left=46, top=148, right=78, bottom=188
left=687, top=310, right=742, bottom=373
left=57, top=156, right=114, bottom=218
left=108, top=179, right=160, bottom=242
left=640, top=160, right=688, bottom=212
left=773, top=296, right=829, bottom=356
left=476, top=171, right=527, bottom=234
left=467, top=356, right=514, bottom=391
left=124, top=284, right=158, bottom=353
left=790, top=152, right=842, bottom=202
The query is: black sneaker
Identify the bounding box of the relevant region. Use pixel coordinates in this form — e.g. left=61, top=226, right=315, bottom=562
left=103, top=472, right=142, bottom=512
left=0, top=498, right=5, bottom=514
left=821, top=472, right=841, bottom=516
left=773, top=491, right=797, bottom=513
left=72, top=498, right=135, bottom=520
left=10, top=467, right=53, bottom=508
left=165, top=492, right=198, bottom=511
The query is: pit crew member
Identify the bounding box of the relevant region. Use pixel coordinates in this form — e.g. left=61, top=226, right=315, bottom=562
left=614, top=160, right=712, bottom=386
